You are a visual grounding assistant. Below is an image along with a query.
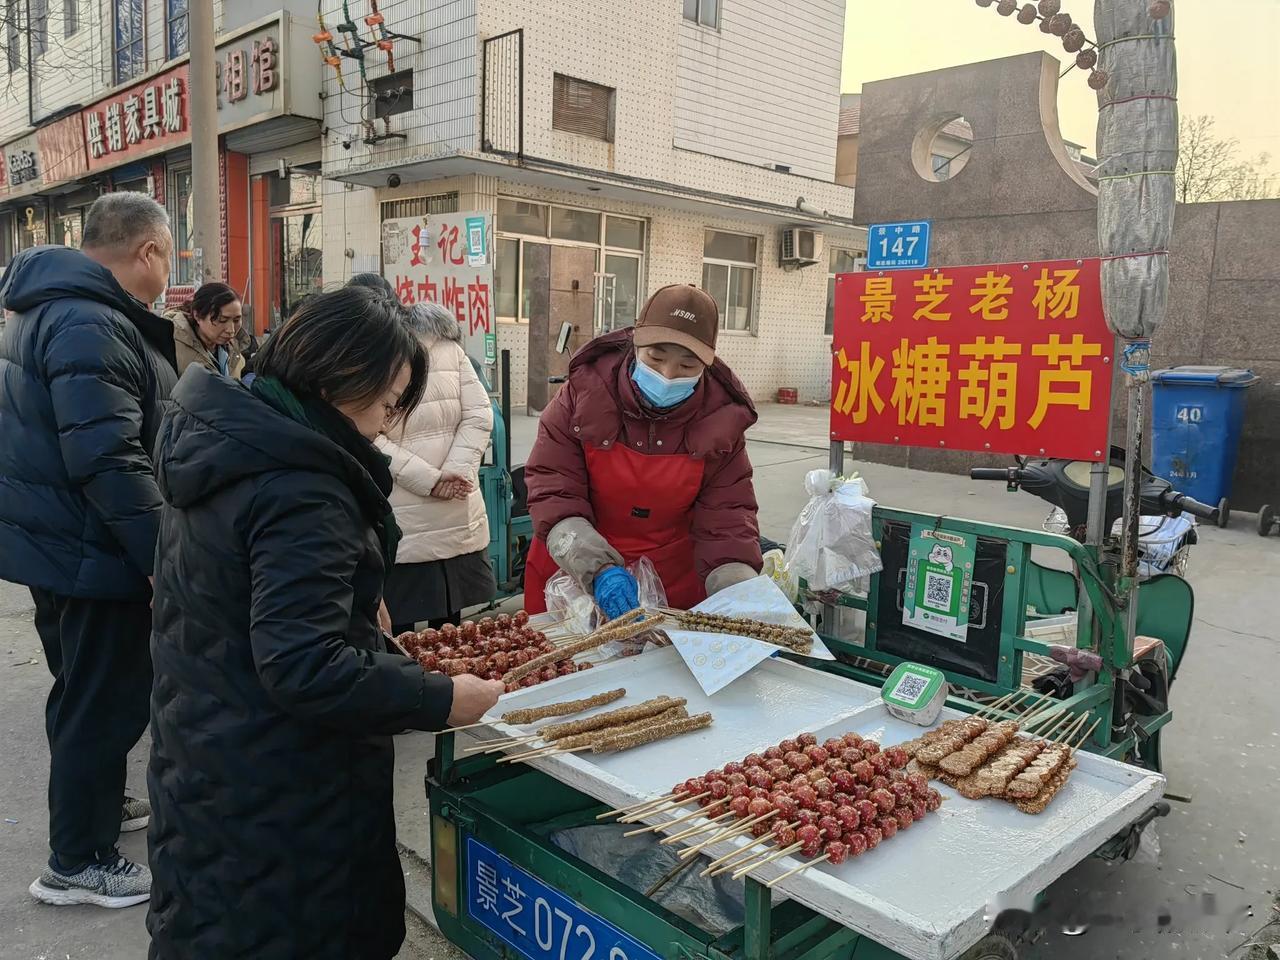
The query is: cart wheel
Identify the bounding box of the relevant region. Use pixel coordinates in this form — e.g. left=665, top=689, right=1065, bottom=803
left=1259, top=505, right=1275, bottom=537
left=958, top=933, right=1019, bottom=960
left=1216, top=498, right=1230, bottom=528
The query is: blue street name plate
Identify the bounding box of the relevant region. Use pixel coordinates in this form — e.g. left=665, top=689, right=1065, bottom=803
left=466, top=837, right=662, bottom=960
left=866, top=220, right=931, bottom=270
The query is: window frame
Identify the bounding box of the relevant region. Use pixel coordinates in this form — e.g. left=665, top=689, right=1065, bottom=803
left=5, top=0, right=20, bottom=74
left=32, top=0, right=48, bottom=58
left=64, top=0, right=79, bottom=38
left=495, top=198, right=647, bottom=330
left=166, top=0, right=188, bottom=60
left=682, top=0, right=719, bottom=29
left=825, top=247, right=866, bottom=337
left=113, top=0, right=145, bottom=83
left=702, top=229, right=759, bottom=335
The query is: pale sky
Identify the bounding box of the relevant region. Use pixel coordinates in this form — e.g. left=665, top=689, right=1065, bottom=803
left=841, top=0, right=1280, bottom=160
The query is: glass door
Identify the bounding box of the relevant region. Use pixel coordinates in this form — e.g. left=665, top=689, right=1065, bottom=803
left=271, top=211, right=323, bottom=325
left=600, top=252, right=640, bottom=332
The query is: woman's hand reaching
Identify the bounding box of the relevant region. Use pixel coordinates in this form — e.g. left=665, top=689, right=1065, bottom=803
left=447, top=674, right=505, bottom=726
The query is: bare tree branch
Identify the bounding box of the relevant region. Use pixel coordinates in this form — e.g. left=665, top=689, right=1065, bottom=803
left=1177, top=114, right=1280, bottom=204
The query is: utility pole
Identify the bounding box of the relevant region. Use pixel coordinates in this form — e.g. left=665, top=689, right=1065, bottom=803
left=188, top=0, right=222, bottom=281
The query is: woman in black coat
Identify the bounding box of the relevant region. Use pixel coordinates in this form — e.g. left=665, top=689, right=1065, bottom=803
left=146, top=288, right=504, bottom=960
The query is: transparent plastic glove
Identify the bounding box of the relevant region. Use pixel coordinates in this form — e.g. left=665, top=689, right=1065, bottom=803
left=593, top=565, right=640, bottom=620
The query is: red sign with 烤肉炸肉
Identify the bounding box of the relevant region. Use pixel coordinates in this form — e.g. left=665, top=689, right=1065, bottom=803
left=830, top=259, right=1113, bottom=462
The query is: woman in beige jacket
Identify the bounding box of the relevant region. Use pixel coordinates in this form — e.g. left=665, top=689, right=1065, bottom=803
left=162, top=282, right=246, bottom=380
left=377, top=302, right=496, bottom=631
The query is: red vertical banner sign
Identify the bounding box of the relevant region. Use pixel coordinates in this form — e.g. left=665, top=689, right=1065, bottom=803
left=830, top=259, right=1112, bottom=461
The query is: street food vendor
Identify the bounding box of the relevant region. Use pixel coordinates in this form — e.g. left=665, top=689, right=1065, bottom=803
left=524, top=284, right=762, bottom=617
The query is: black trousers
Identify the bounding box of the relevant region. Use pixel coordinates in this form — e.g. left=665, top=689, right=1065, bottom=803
left=30, top=589, right=153, bottom=863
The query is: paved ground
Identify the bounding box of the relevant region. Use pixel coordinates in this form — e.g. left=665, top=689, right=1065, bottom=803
left=2, top=404, right=1277, bottom=959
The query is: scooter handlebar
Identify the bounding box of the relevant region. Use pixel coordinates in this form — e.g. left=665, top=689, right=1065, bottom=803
left=970, top=467, right=1017, bottom=482
left=1173, top=494, right=1219, bottom=522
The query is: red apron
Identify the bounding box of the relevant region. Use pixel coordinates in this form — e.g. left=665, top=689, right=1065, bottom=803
left=524, top=443, right=706, bottom=613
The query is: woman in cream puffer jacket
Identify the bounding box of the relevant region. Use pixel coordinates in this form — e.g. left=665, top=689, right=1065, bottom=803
left=376, top=303, right=496, bottom=631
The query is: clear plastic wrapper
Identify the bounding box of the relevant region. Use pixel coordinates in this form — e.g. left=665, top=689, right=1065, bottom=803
left=543, top=556, right=668, bottom=657
left=784, top=469, right=883, bottom=594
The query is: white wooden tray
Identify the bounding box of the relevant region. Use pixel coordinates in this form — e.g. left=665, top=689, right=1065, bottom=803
left=458, top=650, right=1164, bottom=960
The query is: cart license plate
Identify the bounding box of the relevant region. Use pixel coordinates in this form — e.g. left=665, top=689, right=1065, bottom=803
left=465, top=837, right=662, bottom=960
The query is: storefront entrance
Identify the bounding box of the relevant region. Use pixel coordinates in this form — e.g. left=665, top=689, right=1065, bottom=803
left=266, top=170, right=322, bottom=328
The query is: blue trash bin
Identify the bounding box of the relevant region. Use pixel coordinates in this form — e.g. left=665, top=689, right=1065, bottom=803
left=1151, top=366, right=1259, bottom=527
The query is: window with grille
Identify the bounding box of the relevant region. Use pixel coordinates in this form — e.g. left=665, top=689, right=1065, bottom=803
left=379, top=193, right=460, bottom=221
left=64, top=0, right=79, bottom=37
left=552, top=74, right=614, bottom=143
left=32, top=0, right=47, bottom=56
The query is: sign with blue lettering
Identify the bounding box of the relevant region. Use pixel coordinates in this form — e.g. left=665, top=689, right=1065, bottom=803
left=466, top=837, right=662, bottom=960
left=866, top=221, right=931, bottom=270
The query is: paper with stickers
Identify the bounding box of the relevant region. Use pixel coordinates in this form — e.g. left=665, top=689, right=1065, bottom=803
left=668, top=576, right=834, bottom=696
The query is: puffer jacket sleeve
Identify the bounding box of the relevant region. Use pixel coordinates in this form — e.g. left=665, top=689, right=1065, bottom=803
left=246, top=472, right=454, bottom=732
left=377, top=429, right=442, bottom=499
left=442, top=346, right=493, bottom=481
left=45, top=312, right=163, bottom=577
left=524, top=382, right=593, bottom=538
left=689, top=438, right=763, bottom=582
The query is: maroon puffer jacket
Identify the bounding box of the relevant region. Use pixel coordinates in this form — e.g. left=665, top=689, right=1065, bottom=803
left=525, top=328, right=762, bottom=587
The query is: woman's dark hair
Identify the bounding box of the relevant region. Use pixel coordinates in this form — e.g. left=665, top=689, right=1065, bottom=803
left=181, top=282, right=240, bottom=322
left=254, top=287, right=427, bottom=424
left=347, top=272, right=396, bottom=299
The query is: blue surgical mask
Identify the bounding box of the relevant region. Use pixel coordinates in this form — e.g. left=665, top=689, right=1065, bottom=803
left=631, top=359, right=700, bottom=408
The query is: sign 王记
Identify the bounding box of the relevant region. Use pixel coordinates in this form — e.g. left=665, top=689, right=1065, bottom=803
left=382, top=212, right=495, bottom=368
left=830, top=258, right=1112, bottom=462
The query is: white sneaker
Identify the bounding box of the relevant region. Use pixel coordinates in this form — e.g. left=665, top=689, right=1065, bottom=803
left=121, top=795, right=150, bottom=833
left=29, top=854, right=151, bottom=909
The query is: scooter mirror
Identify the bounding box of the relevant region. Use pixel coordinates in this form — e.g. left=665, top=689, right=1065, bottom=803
left=555, top=321, right=574, bottom=354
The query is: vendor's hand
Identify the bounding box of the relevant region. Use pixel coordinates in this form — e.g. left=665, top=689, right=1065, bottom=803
left=377, top=599, right=392, bottom=635
left=447, top=674, right=505, bottom=726
left=593, top=565, right=640, bottom=621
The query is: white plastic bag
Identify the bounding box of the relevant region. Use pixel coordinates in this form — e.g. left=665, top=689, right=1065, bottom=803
left=543, top=555, right=668, bottom=657
left=784, top=469, right=882, bottom=594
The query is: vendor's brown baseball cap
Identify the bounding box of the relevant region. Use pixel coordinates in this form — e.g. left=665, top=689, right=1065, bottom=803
left=633, top=284, right=718, bottom=366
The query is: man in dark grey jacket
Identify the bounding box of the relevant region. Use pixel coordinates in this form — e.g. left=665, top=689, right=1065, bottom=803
left=0, top=193, right=177, bottom=907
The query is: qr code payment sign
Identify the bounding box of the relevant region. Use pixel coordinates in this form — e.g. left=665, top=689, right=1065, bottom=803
left=891, top=672, right=930, bottom=705
left=924, top=571, right=953, bottom=611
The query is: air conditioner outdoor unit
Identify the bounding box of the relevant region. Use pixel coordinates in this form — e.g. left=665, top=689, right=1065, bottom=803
left=780, top=227, right=822, bottom=267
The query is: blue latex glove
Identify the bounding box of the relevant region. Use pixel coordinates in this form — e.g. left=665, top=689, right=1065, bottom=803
left=593, top=565, right=640, bottom=621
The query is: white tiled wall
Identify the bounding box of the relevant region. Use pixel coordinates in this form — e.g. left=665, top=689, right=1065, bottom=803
left=674, top=0, right=845, bottom=181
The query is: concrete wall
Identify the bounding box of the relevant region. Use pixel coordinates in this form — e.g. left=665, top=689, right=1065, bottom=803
left=851, top=52, right=1279, bottom=511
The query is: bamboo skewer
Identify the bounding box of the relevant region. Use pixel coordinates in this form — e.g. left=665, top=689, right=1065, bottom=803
left=706, top=825, right=802, bottom=877
left=463, top=735, right=539, bottom=754
left=499, top=743, right=592, bottom=763
left=1071, top=717, right=1102, bottom=750
left=438, top=718, right=499, bottom=733
left=677, top=811, right=778, bottom=859
left=619, top=792, right=708, bottom=823
left=1053, top=713, right=1090, bottom=745
left=730, top=841, right=805, bottom=879
left=656, top=811, right=734, bottom=845
left=598, top=792, right=679, bottom=820
left=766, top=854, right=829, bottom=888
left=623, top=801, right=726, bottom=837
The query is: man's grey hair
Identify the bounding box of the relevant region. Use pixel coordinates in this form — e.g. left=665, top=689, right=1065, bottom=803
left=82, top=192, right=171, bottom=251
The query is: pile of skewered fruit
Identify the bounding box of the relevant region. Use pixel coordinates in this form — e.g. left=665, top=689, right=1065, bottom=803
left=902, top=692, right=1100, bottom=815
left=467, top=694, right=713, bottom=762
left=603, top=730, right=941, bottom=886
left=663, top=609, right=814, bottom=655
left=395, top=612, right=593, bottom=692
left=500, top=608, right=662, bottom=685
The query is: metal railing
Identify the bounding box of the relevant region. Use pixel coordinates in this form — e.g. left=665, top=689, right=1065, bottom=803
left=481, top=29, right=523, bottom=157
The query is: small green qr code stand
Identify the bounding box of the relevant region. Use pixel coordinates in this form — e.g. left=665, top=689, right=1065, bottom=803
left=882, top=662, right=948, bottom=726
